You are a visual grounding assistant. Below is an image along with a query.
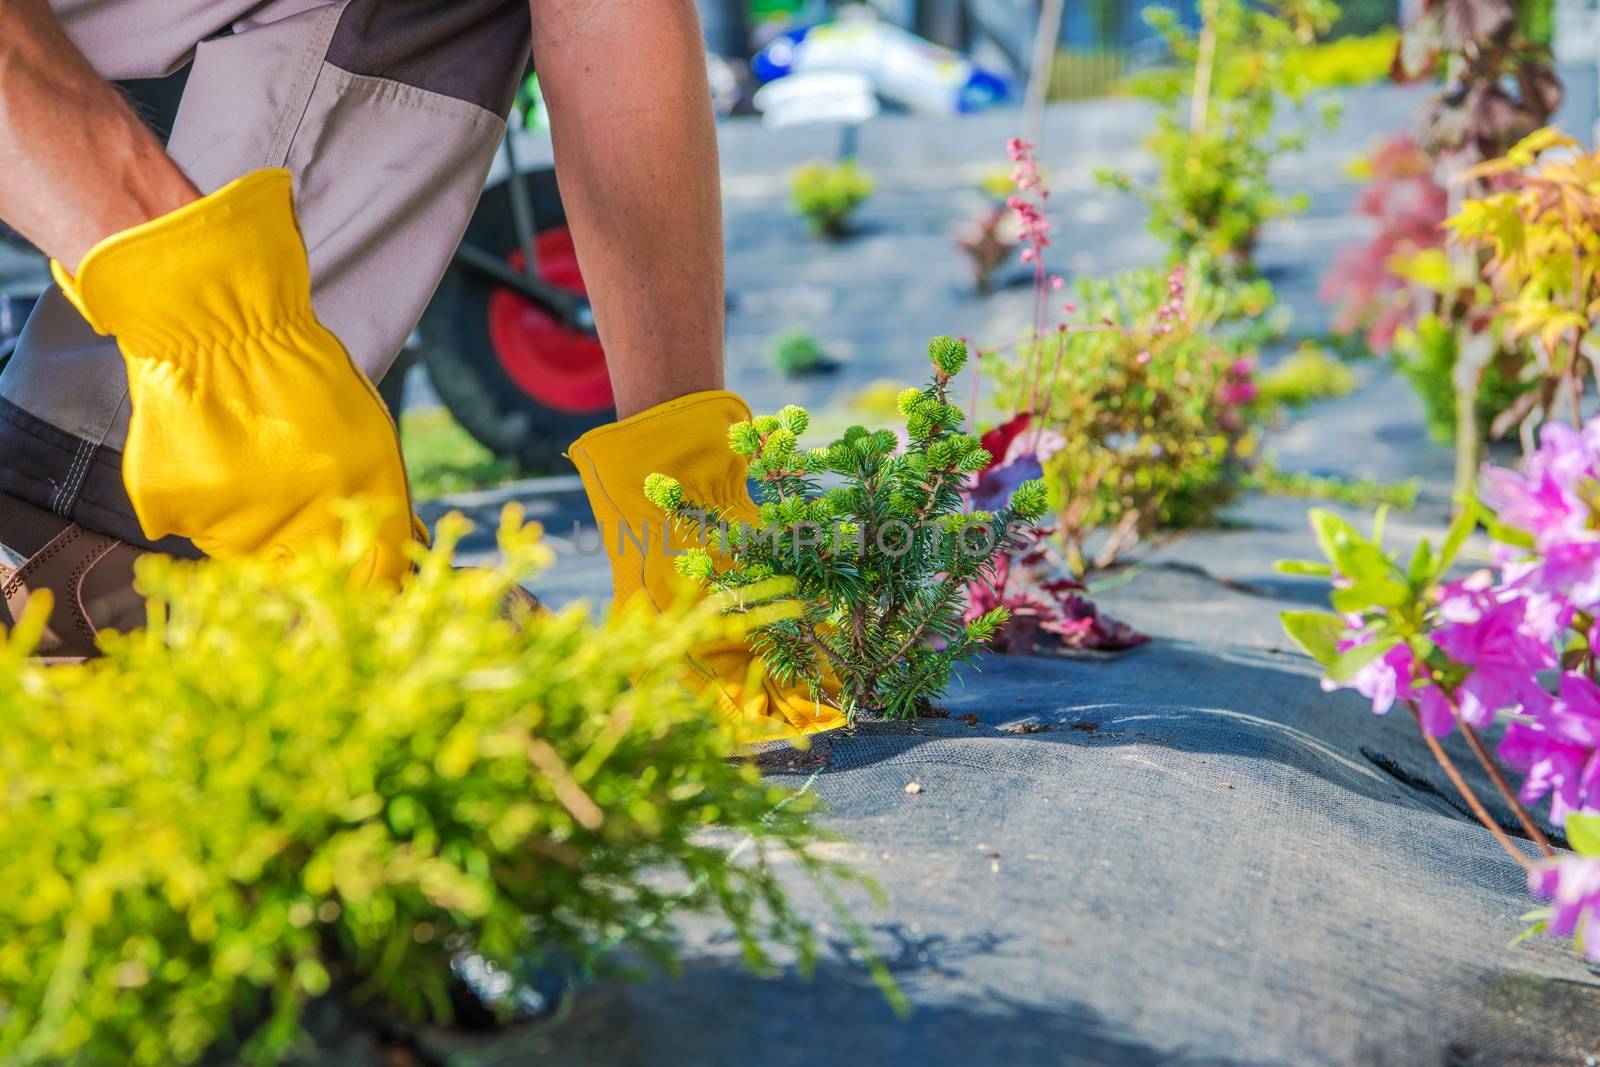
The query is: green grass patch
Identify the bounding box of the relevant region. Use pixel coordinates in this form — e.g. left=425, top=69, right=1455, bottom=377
left=401, top=407, right=525, bottom=500
left=1246, top=463, right=1421, bottom=510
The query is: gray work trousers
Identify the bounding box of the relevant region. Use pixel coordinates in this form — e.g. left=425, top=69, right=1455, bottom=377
left=0, top=0, right=530, bottom=550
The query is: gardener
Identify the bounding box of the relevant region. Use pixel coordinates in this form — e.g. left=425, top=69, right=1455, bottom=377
left=0, top=0, right=835, bottom=730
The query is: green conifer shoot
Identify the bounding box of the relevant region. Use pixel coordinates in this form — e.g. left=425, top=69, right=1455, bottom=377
left=646, top=337, right=1048, bottom=720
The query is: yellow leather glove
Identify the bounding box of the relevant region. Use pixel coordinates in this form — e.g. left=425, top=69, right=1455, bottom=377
left=567, top=390, right=845, bottom=737
left=51, top=169, right=415, bottom=585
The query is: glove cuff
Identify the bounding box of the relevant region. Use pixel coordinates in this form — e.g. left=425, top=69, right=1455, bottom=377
left=566, top=389, right=757, bottom=519
left=568, top=389, right=754, bottom=453
left=50, top=169, right=315, bottom=356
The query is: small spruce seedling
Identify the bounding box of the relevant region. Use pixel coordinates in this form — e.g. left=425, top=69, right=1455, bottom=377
left=646, top=336, right=1049, bottom=721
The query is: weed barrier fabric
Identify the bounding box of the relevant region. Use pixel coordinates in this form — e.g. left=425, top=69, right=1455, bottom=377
left=377, top=383, right=1600, bottom=1065
left=293, top=565, right=1600, bottom=1067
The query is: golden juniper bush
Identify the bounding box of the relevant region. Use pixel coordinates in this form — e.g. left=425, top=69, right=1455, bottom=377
left=645, top=337, right=1048, bottom=721
left=0, top=507, right=866, bottom=1066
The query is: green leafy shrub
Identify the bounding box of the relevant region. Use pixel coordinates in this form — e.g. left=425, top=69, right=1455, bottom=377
left=646, top=337, right=1047, bottom=720
left=788, top=158, right=874, bottom=238
left=0, top=511, right=859, bottom=1065
left=993, top=261, right=1268, bottom=573
left=1121, top=25, right=1394, bottom=98
left=1328, top=0, right=1399, bottom=36
left=1391, top=311, right=1530, bottom=445
left=1255, top=342, right=1356, bottom=411
left=1101, top=0, right=1338, bottom=271
left=770, top=328, right=836, bottom=378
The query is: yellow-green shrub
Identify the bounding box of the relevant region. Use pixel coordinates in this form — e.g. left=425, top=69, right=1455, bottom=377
left=1281, top=28, right=1398, bottom=89
left=788, top=159, right=874, bottom=238
left=0, top=509, right=848, bottom=1065
left=1255, top=342, right=1356, bottom=411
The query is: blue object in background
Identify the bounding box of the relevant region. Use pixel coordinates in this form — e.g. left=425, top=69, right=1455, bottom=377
left=751, top=26, right=810, bottom=82
left=751, top=15, right=1010, bottom=115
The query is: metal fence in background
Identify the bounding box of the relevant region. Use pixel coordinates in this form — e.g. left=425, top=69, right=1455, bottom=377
left=699, top=0, right=1405, bottom=100
left=1046, top=48, right=1134, bottom=98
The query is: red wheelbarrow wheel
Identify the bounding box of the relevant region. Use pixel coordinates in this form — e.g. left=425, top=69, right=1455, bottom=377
left=418, top=167, right=614, bottom=474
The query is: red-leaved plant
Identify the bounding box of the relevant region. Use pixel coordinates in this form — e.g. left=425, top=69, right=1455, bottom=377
left=1393, top=0, right=1561, bottom=166
left=1319, top=133, right=1449, bottom=354
left=964, top=407, right=1148, bottom=654
left=956, top=205, right=1018, bottom=298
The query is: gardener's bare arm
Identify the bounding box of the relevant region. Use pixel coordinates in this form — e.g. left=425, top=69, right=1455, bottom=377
left=530, top=0, right=725, bottom=418
left=0, top=0, right=200, bottom=271
left=2, top=0, right=728, bottom=415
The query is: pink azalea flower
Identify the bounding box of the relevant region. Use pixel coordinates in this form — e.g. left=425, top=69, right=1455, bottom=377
left=1319, top=630, right=1462, bottom=736
left=1520, top=589, right=1574, bottom=644
left=1481, top=421, right=1600, bottom=548
left=1499, top=672, right=1600, bottom=825
left=1479, top=463, right=1588, bottom=550
left=1529, top=421, right=1600, bottom=486
left=1323, top=638, right=1414, bottom=715
left=1414, top=684, right=1458, bottom=737
left=1431, top=580, right=1557, bottom=724
left=1528, top=855, right=1600, bottom=959
left=1492, top=547, right=1590, bottom=628
left=1531, top=539, right=1600, bottom=612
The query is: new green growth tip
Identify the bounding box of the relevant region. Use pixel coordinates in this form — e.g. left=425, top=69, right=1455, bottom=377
left=928, top=335, right=969, bottom=377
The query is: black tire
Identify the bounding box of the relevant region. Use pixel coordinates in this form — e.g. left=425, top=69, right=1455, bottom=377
left=375, top=347, right=413, bottom=418
left=418, top=169, right=613, bottom=473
